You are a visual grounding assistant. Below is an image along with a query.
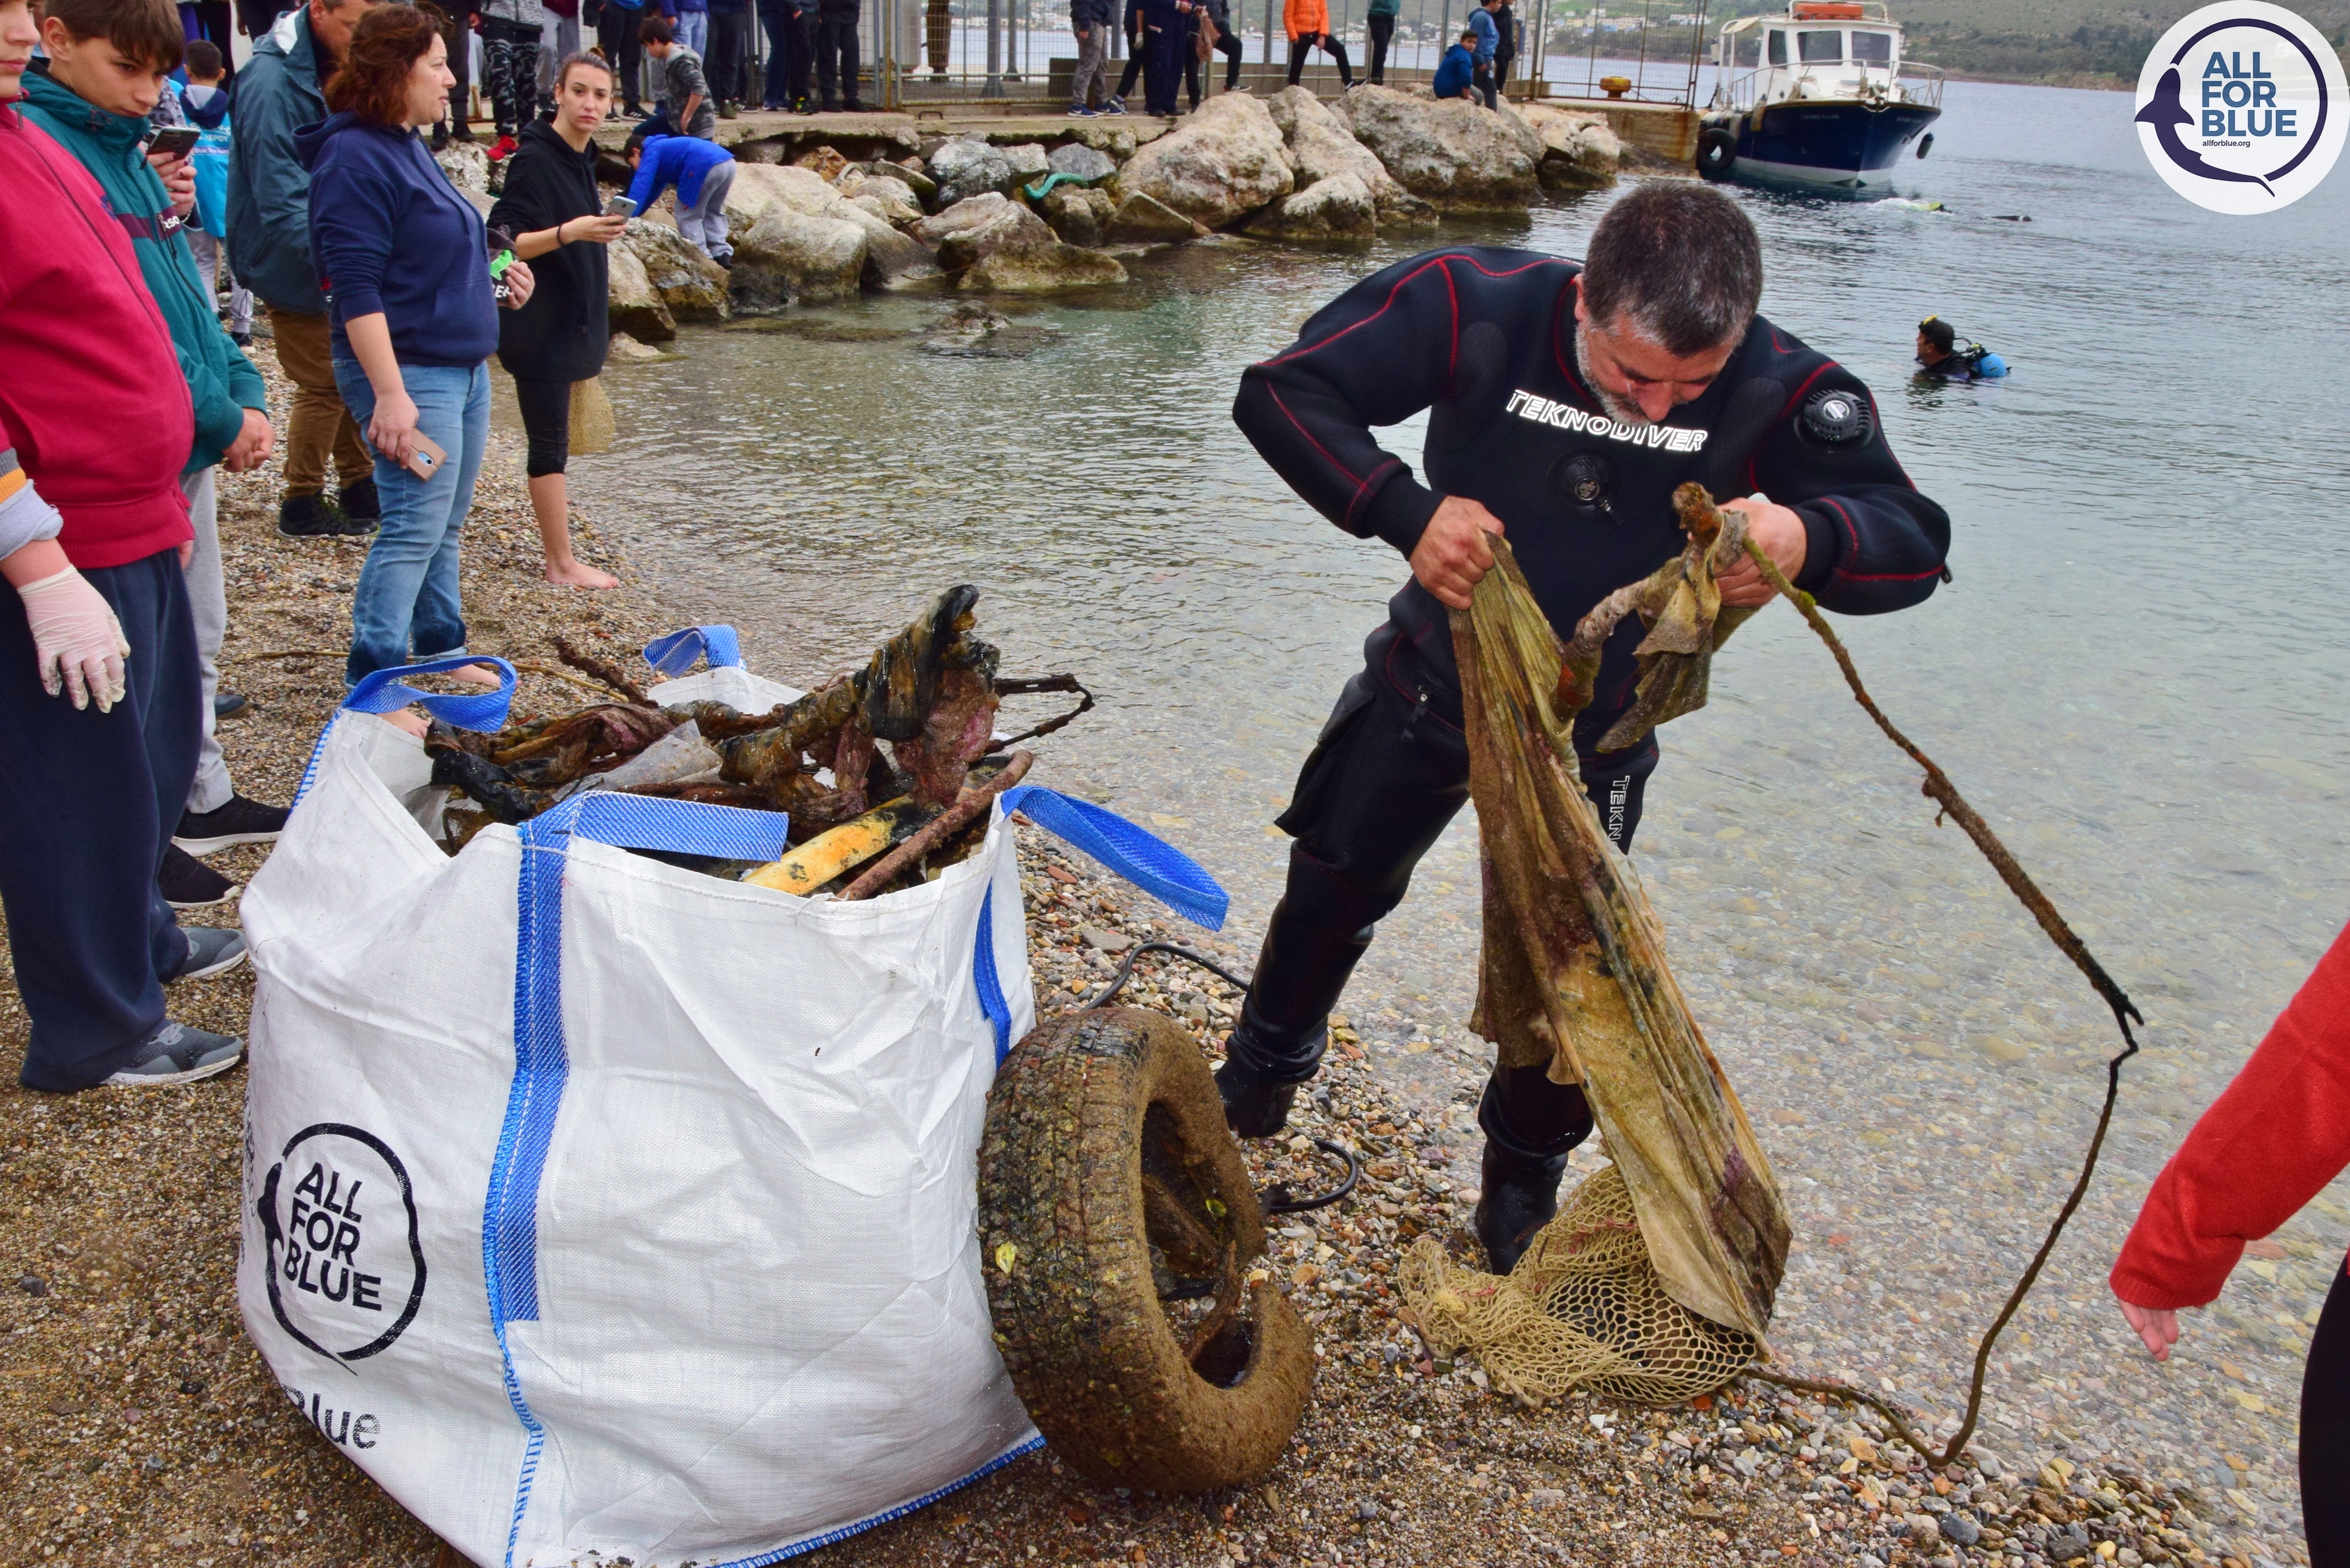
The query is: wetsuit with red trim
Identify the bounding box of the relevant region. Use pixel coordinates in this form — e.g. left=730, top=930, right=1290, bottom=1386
left=1218, top=245, right=1951, bottom=1178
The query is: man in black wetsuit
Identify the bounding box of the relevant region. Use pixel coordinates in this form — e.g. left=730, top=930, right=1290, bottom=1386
left=1226, top=183, right=1952, bottom=1271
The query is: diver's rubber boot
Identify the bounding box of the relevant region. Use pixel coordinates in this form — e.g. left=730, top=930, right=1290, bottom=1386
left=1472, top=1066, right=1595, bottom=1274
left=1213, top=1050, right=1298, bottom=1139
left=1213, top=897, right=1375, bottom=1138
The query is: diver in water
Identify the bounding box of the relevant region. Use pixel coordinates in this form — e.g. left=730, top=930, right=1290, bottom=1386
left=1915, top=315, right=2008, bottom=381
left=1229, top=184, right=1952, bottom=1272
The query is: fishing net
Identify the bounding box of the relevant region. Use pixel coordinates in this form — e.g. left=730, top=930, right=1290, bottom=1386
left=1400, top=1164, right=1757, bottom=1405
left=1401, top=495, right=1789, bottom=1406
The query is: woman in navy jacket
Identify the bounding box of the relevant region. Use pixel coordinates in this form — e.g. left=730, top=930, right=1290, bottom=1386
left=299, top=4, right=536, bottom=687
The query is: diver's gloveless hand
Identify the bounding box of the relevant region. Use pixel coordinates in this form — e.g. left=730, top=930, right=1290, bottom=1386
left=18, top=565, right=130, bottom=712
left=1412, top=495, right=1506, bottom=610
left=1715, top=493, right=1807, bottom=607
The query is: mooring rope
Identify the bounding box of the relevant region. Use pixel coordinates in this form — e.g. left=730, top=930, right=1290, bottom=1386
left=1733, top=531, right=2144, bottom=1470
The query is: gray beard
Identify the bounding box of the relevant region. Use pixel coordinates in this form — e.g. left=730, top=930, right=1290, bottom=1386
left=1574, top=332, right=1656, bottom=429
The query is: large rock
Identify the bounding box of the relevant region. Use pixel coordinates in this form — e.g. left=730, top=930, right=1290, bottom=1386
left=960, top=241, right=1128, bottom=293
left=722, top=162, right=851, bottom=238
left=841, top=170, right=925, bottom=225
left=1047, top=142, right=1119, bottom=186
left=605, top=243, right=676, bottom=342
left=1262, top=85, right=1419, bottom=225
left=434, top=140, right=489, bottom=195
left=999, top=142, right=1051, bottom=184
left=728, top=208, right=869, bottom=307
left=1520, top=103, right=1622, bottom=191
left=1114, top=92, right=1293, bottom=229
left=1335, top=84, right=1544, bottom=212
left=793, top=144, right=850, bottom=181
left=1062, top=121, right=1139, bottom=161
left=833, top=201, right=942, bottom=288
left=1102, top=189, right=1205, bottom=244
left=1041, top=185, right=1116, bottom=248
left=1243, top=172, right=1376, bottom=242
left=928, top=138, right=1016, bottom=206
left=620, top=219, right=730, bottom=321
left=911, top=192, right=1053, bottom=270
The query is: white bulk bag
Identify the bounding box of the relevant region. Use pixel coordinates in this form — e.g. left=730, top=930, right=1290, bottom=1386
left=238, top=639, right=1224, bottom=1567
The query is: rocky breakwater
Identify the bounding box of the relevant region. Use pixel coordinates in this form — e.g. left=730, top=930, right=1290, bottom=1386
left=594, top=90, right=1622, bottom=316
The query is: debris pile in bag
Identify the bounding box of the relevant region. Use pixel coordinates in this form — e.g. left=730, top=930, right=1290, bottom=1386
left=423, top=586, right=1091, bottom=899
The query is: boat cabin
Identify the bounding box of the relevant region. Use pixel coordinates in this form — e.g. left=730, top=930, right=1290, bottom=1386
left=1709, top=0, right=1940, bottom=112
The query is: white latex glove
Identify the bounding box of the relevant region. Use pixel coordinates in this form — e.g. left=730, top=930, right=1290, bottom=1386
left=19, top=566, right=130, bottom=711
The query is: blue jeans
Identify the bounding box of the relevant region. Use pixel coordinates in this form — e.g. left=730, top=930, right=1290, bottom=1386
left=332, top=360, right=490, bottom=688
left=675, top=9, right=708, bottom=52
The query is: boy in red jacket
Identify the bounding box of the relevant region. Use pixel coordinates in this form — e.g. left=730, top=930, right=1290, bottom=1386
left=2111, top=923, right=2350, bottom=1564
left=0, top=0, right=247, bottom=1091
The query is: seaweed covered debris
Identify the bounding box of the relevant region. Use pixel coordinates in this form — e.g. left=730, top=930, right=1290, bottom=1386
left=418, top=587, right=1088, bottom=897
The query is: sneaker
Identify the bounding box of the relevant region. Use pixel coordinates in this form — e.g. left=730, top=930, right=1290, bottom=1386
left=175, top=793, right=291, bottom=855
left=105, top=1021, right=244, bottom=1088
left=450, top=124, right=478, bottom=143
left=337, top=474, right=381, bottom=522
left=229, top=331, right=252, bottom=347
left=1067, top=102, right=1095, bottom=117
left=487, top=133, right=519, bottom=160
left=1100, top=97, right=1127, bottom=116
left=843, top=100, right=863, bottom=112
left=717, top=99, right=739, bottom=118
left=277, top=492, right=343, bottom=538
left=159, top=846, right=239, bottom=912
left=213, top=690, right=251, bottom=722
left=167, top=925, right=248, bottom=982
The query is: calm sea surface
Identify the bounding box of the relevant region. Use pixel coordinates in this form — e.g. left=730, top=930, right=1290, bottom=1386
left=559, top=79, right=2350, bottom=1533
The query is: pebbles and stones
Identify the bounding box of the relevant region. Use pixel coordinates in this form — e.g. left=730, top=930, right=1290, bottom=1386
left=0, top=352, right=2301, bottom=1568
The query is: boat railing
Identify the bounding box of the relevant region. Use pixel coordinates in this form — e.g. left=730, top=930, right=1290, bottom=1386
left=1707, top=59, right=1944, bottom=112
left=1896, top=61, right=1945, bottom=109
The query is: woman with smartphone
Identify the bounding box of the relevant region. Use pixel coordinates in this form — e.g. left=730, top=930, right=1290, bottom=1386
left=301, top=4, right=535, bottom=689
left=488, top=52, right=627, bottom=590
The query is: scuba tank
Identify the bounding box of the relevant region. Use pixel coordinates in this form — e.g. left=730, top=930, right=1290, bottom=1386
left=1953, top=343, right=2008, bottom=378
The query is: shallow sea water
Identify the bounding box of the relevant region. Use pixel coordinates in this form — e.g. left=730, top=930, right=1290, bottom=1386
left=564, top=79, right=2350, bottom=1552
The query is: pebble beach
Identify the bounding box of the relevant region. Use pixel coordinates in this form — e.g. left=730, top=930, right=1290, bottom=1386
left=0, top=335, right=2318, bottom=1568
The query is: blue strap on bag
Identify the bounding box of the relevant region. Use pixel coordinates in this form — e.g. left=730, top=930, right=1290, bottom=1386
left=968, top=786, right=1229, bottom=1065
left=642, top=625, right=744, bottom=677
left=483, top=791, right=791, bottom=1568
left=291, top=655, right=521, bottom=808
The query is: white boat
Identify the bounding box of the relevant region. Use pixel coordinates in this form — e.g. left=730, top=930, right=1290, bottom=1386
left=1695, top=0, right=1943, bottom=192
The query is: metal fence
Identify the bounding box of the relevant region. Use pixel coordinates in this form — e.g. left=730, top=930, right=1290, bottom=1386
left=850, top=0, right=1715, bottom=106
left=546, top=0, right=1717, bottom=110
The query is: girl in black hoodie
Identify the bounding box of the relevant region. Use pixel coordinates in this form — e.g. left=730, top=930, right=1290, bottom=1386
left=488, top=51, right=626, bottom=589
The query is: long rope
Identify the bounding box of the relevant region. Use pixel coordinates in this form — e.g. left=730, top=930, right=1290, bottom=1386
left=1734, top=531, right=2142, bottom=1470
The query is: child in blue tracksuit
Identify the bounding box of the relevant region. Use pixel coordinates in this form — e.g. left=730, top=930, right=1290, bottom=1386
left=624, top=131, right=738, bottom=262
left=177, top=40, right=253, bottom=342
left=1431, top=32, right=1477, bottom=99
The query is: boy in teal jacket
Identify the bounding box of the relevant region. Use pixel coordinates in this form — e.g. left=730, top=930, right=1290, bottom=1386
left=23, top=0, right=291, bottom=906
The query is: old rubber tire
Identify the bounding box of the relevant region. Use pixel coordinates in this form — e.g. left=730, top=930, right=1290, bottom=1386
left=977, top=1007, right=1312, bottom=1494
left=1696, top=124, right=1738, bottom=178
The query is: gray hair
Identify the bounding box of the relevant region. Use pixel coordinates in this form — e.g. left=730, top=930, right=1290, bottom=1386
left=1581, top=183, right=1764, bottom=356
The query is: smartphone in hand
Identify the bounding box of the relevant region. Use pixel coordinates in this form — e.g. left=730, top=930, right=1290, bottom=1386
left=146, top=125, right=200, bottom=160
left=605, top=195, right=639, bottom=218
left=406, top=432, right=447, bottom=481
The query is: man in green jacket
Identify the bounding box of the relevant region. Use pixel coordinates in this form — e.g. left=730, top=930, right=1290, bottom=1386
left=224, top=0, right=383, bottom=538
left=24, top=0, right=294, bottom=910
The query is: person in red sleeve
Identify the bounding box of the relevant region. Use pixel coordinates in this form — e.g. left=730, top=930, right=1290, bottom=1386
left=0, top=0, right=248, bottom=1092
left=2111, top=923, right=2350, bottom=1564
